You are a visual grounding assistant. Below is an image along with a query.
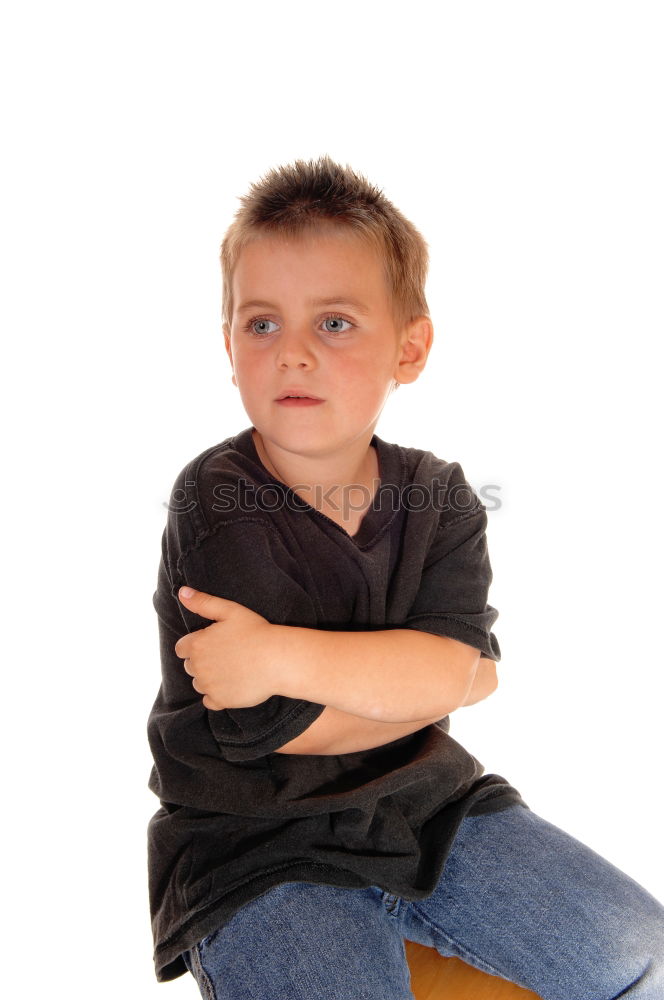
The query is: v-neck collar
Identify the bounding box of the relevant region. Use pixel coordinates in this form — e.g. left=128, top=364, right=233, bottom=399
left=231, top=425, right=404, bottom=550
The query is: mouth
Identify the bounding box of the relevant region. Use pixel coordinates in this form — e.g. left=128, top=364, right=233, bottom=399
left=275, top=391, right=324, bottom=402
left=275, top=396, right=325, bottom=406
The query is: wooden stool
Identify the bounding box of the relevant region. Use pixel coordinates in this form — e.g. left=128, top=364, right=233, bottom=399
left=404, top=940, right=543, bottom=999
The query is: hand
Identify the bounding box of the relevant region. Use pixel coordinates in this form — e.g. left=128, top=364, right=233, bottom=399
left=174, top=587, right=278, bottom=711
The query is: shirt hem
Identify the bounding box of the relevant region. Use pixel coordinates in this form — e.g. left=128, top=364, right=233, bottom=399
left=152, top=783, right=524, bottom=983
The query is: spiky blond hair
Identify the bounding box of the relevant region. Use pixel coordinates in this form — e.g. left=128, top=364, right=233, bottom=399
left=220, top=155, right=430, bottom=333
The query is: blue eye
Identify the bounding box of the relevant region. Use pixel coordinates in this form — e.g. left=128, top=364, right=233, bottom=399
left=322, top=315, right=353, bottom=334
left=248, top=318, right=279, bottom=336
left=243, top=314, right=353, bottom=337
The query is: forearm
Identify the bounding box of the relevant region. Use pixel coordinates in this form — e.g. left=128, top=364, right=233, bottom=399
left=271, top=626, right=480, bottom=723
left=274, top=656, right=498, bottom=756
left=274, top=705, right=445, bottom=756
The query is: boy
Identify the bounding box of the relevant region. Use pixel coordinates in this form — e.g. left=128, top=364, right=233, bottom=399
left=147, top=156, right=664, bottom=997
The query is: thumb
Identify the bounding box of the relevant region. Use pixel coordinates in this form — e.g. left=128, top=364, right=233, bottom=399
left=178, top=586, right=233, bottom=621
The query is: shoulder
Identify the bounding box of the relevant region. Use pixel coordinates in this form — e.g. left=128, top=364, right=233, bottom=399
left=164, top=428, right=273, bottom=548
left=165, top=432, right=241, bottom=511
left=376, top=436, right=485, bottom=526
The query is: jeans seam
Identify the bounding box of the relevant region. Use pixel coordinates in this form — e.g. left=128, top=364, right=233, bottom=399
left=408, top=902, right=506, bottom=979
left=383, top=892, right=401, bottom=915
left=191, top=942, right=218, bottom=1000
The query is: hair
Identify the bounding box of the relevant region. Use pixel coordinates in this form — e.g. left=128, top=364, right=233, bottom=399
left=220, top=155, right=430, bottom=334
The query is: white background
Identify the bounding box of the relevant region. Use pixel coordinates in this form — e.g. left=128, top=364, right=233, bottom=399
left=2, top=1, right=662, bottom=996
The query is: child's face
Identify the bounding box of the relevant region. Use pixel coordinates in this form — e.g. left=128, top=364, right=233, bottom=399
left=224, top=228, right=412, bottom=461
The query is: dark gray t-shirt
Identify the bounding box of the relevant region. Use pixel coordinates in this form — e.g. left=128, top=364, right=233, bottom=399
left=147, top=426, right=524, bottom=982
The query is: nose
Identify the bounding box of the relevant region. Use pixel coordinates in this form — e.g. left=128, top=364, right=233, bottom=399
left=275, top=325, right=318, bottom=369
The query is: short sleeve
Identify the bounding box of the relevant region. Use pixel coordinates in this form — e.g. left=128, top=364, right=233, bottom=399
left=150, top=464, right=326, bottom=763
left=204, top=693, right=326, bottom=760
left=151, top=560, right=326, bottom=763
left=403, top=467, right=501, bottom=662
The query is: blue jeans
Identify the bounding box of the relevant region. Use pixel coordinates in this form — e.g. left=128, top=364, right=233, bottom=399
left=182, top=803, right=664, bottom=999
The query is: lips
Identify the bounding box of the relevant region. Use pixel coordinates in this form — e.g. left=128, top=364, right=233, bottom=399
left=276, top=396, right=324, bottom=406
left=275, top=390, right=323, bottom=401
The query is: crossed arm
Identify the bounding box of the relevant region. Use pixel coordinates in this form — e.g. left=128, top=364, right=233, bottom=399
left=175, top=587, right=499, bottom=757
left=275, top=656, right=498, bottom=755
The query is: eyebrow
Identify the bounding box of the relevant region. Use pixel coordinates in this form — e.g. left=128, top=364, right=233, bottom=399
left=236, top=296, right=371, bottom=315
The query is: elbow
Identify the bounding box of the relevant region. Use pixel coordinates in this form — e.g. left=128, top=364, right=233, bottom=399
left=458, top=656, right=498, bottom=709
left=449, top=647, right=503, bottom=712
left=481, top=657, right=498, bottom=693
left=441, top=642, right=482, bottom=713
left=458, top=652, right=482, bottom=707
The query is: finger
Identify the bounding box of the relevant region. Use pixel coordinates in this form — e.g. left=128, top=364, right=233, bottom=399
left=202, top=694, right=224, bottom=711
left=178, top=586, right=238, bottom=622
left=174, top=637, right=190, bottom=658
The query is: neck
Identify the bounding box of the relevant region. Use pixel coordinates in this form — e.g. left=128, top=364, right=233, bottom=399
left=251, top=429, right=381, bottom=519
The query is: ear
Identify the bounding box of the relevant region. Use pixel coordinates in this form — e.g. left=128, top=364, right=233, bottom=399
left=393, top=316, right=434, bottom=387
left=223, top=324, right=237, bottom=385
